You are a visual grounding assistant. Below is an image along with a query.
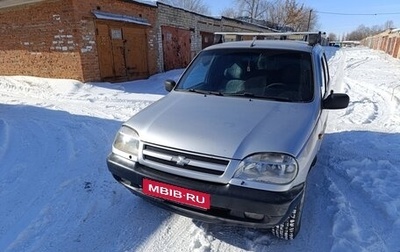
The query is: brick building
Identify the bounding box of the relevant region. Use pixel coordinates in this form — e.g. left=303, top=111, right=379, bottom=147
left=156, top=2, right=275, bottom=72
left=362, top=29, right=400, bottom=59
left=156, top=2, right=220, bottom=71
left=0, top=0, right=158, bottom=82
left=0, top=0, right=275, bottom=82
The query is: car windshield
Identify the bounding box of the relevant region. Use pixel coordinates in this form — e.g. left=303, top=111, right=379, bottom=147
left=176, top=49, right=314, bottom=102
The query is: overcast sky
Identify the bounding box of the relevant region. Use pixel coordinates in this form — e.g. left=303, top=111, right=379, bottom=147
left=202, top=0, right=400, bottom=36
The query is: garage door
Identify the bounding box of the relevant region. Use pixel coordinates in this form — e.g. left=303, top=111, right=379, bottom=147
left=96, top=22, right=149, bottom=81
left=162, top=26, right=191, bottom=71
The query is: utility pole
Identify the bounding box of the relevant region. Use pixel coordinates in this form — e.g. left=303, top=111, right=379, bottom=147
left=307, top=9, right=312, bottom=31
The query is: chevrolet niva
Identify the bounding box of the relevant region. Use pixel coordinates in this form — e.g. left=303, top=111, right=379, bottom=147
left=107, top=32, right=349, bottom=240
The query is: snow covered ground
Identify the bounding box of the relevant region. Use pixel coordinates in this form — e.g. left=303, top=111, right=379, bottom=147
left=0, top=47, right=399, bottom=252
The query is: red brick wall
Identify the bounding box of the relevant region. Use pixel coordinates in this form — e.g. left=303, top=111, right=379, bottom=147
left=361, top=32, right=400, bottom=59
left=70, top=0, right=158, bottom=81
left=0, top=0, right=158, bottom=82
left=0, top=0, right=84, bottom=80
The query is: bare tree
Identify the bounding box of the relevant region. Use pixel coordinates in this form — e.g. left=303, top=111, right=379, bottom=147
left=268, top=0, right=317, bottom=31
left=346, top=25, right=370, bottom=40
left=220, top=7, right=239, bottom=18
left=384, top=20, right=394, bottom=30
left=220, top=0, right=318, bottom=31
left=159, top=0, right=211, bottom=15
left=346, top=20, right=393, bottom=41
left=235, top=0, right=269, bottom=22
left=370, top=25, right=383, bottom=34
left=328, top=33, right=337, bottom=41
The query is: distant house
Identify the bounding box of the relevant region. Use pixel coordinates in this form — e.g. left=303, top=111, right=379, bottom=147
left=0, top=0, right=276, bottom=82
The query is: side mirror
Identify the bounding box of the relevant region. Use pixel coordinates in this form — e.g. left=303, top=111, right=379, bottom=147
left=165, top=79, right=176, bottom=92
left=323, top=91, right=350, bottom=109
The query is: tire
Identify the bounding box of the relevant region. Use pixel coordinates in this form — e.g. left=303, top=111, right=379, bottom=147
left=271, top=187, right=306, bottom=240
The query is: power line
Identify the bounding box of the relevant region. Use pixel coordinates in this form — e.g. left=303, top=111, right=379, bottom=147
left=315, top=11, right=400, bottom=16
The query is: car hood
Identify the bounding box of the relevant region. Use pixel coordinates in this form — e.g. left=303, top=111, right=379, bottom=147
left=125, top=91, right=318, bottom=159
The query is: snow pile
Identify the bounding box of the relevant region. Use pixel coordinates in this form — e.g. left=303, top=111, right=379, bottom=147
left=0, top=47, right=399, bottom=251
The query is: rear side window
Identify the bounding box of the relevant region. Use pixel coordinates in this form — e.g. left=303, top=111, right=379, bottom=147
left=320, top=54, right=330, bottom=97
left=177, top=49, right=314, bottom=102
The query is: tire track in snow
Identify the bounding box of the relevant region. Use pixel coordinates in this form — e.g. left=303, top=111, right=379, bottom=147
left=328, top=48, right=399, bottom=133
left=344, top=58, right=372, bottom=71
left=341, top=80, right=380, bottom=125
left=0, top=115, right=58, bottom=251
left=341, top=64, right=383, bottom=127
left=136, top=215, right=274, bottom=252
left=318, top=47, right=400, bottom=251
left=135, top=215, right=196, bottom=252
left=317, top=130, right=400, bottom=252
left=0, top=105, right=125, bottom=252
left=326, top=172, right=387, bottom=252
left=135, top=216, right=224, bottom=252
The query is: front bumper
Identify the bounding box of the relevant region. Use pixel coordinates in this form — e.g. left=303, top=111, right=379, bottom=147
left=107, top=153, right=304, bottom=229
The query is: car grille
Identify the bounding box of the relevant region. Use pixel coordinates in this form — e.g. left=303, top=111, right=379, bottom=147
left=142, top=144, right=229, bottom=176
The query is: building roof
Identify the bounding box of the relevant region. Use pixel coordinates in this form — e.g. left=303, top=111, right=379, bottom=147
left=92, top=10, right=151, bottom=26
left=0, top=0, right=45, bottom=9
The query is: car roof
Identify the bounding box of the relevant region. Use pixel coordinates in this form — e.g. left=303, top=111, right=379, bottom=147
left=204, top=40, right=317, bottom=53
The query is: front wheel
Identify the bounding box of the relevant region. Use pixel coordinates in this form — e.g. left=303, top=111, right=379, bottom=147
left=271, top=187, right=305, bottom=240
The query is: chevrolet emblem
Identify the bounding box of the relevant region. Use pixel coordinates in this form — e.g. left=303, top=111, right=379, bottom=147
left=171, top=156, right=190, bottom=166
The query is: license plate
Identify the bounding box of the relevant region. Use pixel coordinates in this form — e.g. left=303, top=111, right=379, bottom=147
left=143, top=178, right=211, bottom=210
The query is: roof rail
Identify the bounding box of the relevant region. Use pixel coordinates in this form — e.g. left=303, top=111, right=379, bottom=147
left=214, top=31, right=325, bottom=46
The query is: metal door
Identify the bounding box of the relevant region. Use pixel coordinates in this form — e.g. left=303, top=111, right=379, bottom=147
left=96, top=23, right=114, bottom=79
left=162, top=26, right=191, bottom=71
left=96, top=22, right=149, bottom=81
left=200, top=31, right=214, bottom=49
left=123, top=27, right=149, bottom=79
left=394, top=38, right=400, bottom=58
left=110, top=27, right=126, bottom=78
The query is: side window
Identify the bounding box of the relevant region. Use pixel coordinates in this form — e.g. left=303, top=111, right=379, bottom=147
left=322, top=54, right=330, bottom=85
left=320, top=54, right=329, bottom=97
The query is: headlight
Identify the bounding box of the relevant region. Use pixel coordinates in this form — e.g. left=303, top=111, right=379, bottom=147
left=233, top=153, right=298, bottom=185
left=113, top=126, right=139, bottom=157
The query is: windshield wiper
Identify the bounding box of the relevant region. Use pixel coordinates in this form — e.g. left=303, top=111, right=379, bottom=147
left=226, top=92, right=264, bottom=98
left=187, top=89, right=208, bottom=94
left=187, top=89, right=223, bottom=96
left=227, top=92, right=292, bottom=102
left=262, top=95, right=292, bottom=102
left=208, top=91, right=224, bottom=96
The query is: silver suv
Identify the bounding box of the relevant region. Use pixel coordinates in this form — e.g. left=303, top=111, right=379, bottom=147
left=107, top=32, right=349, bottom=240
